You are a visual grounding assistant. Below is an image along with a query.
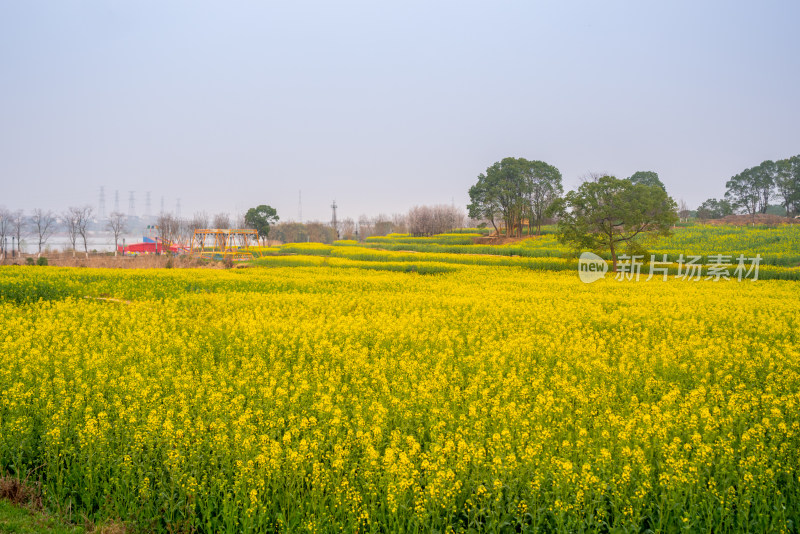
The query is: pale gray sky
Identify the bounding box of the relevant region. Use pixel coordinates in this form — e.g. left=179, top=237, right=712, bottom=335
left=2, top=1, right=798, bottom=222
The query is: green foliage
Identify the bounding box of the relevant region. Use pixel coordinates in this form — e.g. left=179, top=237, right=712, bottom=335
left=775, top=155, right=800, bottom=216
left=627, top=170, right=665, bottom=191
left=696, top=198, right=733, bottom=220
left=0, top=500, right=82, bottom=534
left=725, top=160, right=776, bottom=216
left=244, top=205, right=279, bottom=241
left=25, top=258, right=35, bottom=266
left=36, top=257, right=48, bottom=266
left=554, top=176, right=678, bottom=270
left=468, top=157, right=562, bottom=236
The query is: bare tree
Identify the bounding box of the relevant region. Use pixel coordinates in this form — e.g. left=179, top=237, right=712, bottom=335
left=678, top=198, right=691, bottom=223
left=11, top=210, right=25, bottom=256
left=64, top=207, right=81, bottom=257
left=407, top=205, right=465, bottom=236
left=391, top=213, right=408, bottom=234
left=177, top=217, right=193, bottom=248
left=212, top=212, right=231, bottom=229
left=339, top=218, right=357, bottom=240
left=190, top=211, right=210, bottom=230
left=31, top=209, right=56, bottom=257
left=357, top=215, right=373, bottom=242
left=76, top=206, right=93, bottom=258
left=156, top=213, right=182, bottom=253
left=578, top=172, right=607, bottom=184
left=373, top=213, right=393, bottom=237
left=306, top=221, right=337, bottom=244
left=0, top=207, right=9, bottom=260
left=107, top=211, right=127, bottom=257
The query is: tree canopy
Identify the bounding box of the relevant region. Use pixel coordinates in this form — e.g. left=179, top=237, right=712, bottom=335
left=775, top=155, right=800, bottom=216
left=696, top=198, right=733, bottom=220
left=468, top=157, right=562, bottom=237
left=553, top=176, right=678, bottom=271
left=627, top=171, right=665, bottom=191
left=244, top=205, right=279, bottom=244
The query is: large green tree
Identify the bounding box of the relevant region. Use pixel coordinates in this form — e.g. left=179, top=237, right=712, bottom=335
left=244, top=205, right=279, bottom=245
left=725, top=160, right=776, bottom=221
left=627, top=171, right=666, bottom=191
left=553, top=176, right=678, bottom=271
left=468, top=157, right=562, bottom=237
left=523, top=160, right=563, bottom=235
left=775, top=155, right=800, bottom=217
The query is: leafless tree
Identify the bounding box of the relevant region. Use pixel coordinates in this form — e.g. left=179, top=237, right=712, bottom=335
left=578, top=172, right=607, bottom=184
left=190, top=211, right=210, bottom=230
left=678, top=198, right=691, bottom=223
left=339, top=218, right=357, bottom=240
left=373, top=214, right=393, bottom=237
left=75, top=206, right=93, bottom=258
left=212, top=212, right=231, bottom=229
left=0, top=207, right=10, bottom=259
left=178, top=218, right=195, bottom=248
left=64, top=207, right=81, bottom=257
left=107, top=211, right=127, bottom=257
left=232, top=212, right=246, bottom=229
left=11, top=210, right=25, bottom=255
left=306, top=222, right=337, bottom=244
left=31, top=208, right=56, bottom=257
left=391, top=213, right=408, bottom=234
left=357, top=215, right=373, bottom=242
left=407, top=205, right=465, bottom=236
left=185, top=212, right=209, bottom=249
left=156, top=213, right=182, bottom=253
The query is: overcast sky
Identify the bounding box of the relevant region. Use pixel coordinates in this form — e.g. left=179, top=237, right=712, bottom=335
left=2, top=1, right=798, bottom=222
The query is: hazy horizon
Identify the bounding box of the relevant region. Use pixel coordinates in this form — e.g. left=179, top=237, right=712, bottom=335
left=2, top=1, right=799, bottom=223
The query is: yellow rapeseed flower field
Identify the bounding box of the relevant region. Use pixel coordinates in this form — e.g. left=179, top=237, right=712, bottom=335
left=0, top=264, right=799, bottom=532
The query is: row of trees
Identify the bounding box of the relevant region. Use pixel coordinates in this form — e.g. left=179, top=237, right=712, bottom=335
left=718, top=155, right=800, bottom=219
left=0, top=207, right=96, bottom=258
left=0, top=201, right=469, bottom=256
left=466, top=158, right=673, bottom=239
left=267, top=205, right=466, bottom=244
left=466, top=158, right=678, bottom=271
left=0, top=208, right=28, bottom=256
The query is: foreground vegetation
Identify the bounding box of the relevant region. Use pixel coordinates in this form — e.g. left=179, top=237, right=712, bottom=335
left=1, top=260, right=799, bottom=532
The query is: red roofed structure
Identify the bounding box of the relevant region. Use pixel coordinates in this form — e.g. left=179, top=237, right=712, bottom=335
left=118, top=238, right=179, bottom=255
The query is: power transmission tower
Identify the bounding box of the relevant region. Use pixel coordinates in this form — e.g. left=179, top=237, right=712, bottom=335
left=114, top=190, right=120, bottom=212
left=160, top=196, right=165, bottom=215
left=331, top=200, right=338, bottom=238
left=128, top=191, right=136, bottom=217
left=145, top=191, right=152, bottom=218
